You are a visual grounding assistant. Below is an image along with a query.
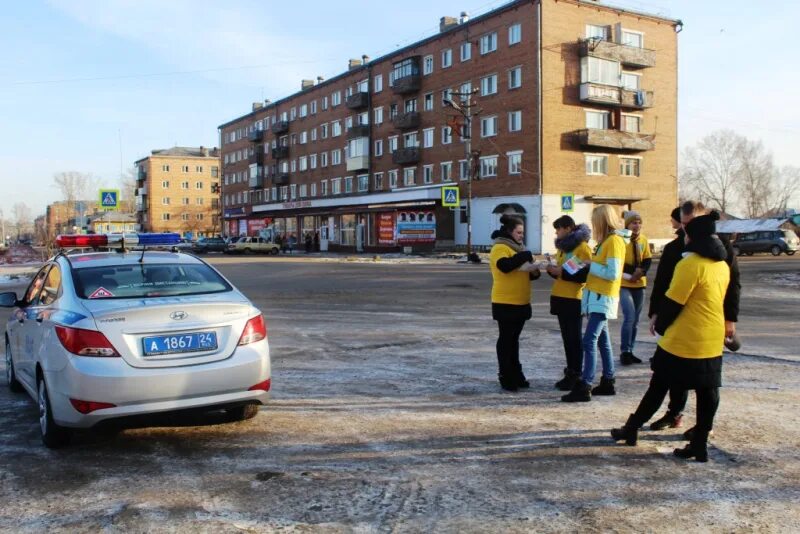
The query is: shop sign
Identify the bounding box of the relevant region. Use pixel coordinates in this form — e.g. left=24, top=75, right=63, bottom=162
left=282, top=200, right=313, bottom=209
left=396, top=210, right=436, bottom=244
left=378, top=213, right=395, bottom=245
left=238, top=220, right=247, bottom=236
left=248, top=219, right=266, bottom=234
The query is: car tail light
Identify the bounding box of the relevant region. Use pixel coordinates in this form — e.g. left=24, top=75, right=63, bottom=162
left=55, top=326, right=120, bottom=357
left=69, top=398, right=117, bottom=414
left=238, top=315, right=267, bottom=346
left=248, top=379, right=271, bottom=392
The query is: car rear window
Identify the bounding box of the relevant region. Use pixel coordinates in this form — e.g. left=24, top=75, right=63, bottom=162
left=72, top=263, right=232, bottom=299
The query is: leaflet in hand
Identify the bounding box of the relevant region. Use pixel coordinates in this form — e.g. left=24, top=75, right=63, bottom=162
left=562, top=256, right=586, bottom=275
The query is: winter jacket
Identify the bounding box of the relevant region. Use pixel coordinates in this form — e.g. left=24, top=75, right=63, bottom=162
left=621, top=233, right=653, bottom=289
left=582, top=230, right=630, bottom=319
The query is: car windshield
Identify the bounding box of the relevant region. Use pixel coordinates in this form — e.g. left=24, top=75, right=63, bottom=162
left=72, top=263, right=232, bottom=299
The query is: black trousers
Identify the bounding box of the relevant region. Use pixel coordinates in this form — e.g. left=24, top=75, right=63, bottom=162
left=630, top=371, right=718, bottom=431
left=496, top=319, right=527, bottom=382
left=557, top=312, right=583, bottom=374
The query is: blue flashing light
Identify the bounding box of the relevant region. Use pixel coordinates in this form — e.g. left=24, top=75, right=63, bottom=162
left=136, top=233, right=181, bottom=245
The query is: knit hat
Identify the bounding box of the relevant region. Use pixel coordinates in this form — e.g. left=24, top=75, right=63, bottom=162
left=670, top=207, right=681, bottom=224
left=685, top=210, right=720, bottom=241
left=623, top=210, right=641, bottom=227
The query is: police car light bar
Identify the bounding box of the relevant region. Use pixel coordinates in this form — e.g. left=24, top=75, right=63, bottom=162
left=55, top=233, right=182, bottom=248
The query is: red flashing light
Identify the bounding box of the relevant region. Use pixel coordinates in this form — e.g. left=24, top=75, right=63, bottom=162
left=69, top=398, right=117, bottom=414
left=55, top=326, right=120, bottom=357
left=248, top=379, right=271, bottom=392
left=238, top=315, right=267, bottom=346
left=55, top=234, right=109, bottom=248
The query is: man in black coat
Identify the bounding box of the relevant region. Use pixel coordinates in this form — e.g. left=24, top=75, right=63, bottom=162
left=646, top=201, right=741, bottom=432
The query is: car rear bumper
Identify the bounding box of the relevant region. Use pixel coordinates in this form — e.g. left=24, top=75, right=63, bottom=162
left=44, top=341, right=271, bottom=428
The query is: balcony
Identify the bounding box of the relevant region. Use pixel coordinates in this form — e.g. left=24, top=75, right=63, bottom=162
left=271, top=120, right=289, bottom=134
left=249, top=174, right=264, bottom=188
left=248, top=129, right=264, bottom=142
left=346, top=92, right=369, bottom=110
left=392, top=111, right=420, bottom=130
left=579, top=83, right=654, bottom=109
left=392, top=147, right=420, bottom=165
left=392, top=73, right=421, bottom=94
left=274, top=173, right=290, bottom=185
left=136, top=185, right=148, bottom=196
left=346, top=155, right=369, bottom=172
left=580, top=38, right=656, bottom=69
left=573, top=128, right=655, bottom=151
left=248, top=150, right=264, bottom=165
left=137, top=168, right=147, bottom=180
left=272, top=145, right=289, bottom=159
left=346, top=124, right=370, bottom=139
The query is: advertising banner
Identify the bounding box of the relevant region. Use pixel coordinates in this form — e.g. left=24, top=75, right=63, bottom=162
left=378, top=213, right=395, bottom=245
left=247, top=219, right=266, bottom=235
left=396, top=210, right=436, bottom=244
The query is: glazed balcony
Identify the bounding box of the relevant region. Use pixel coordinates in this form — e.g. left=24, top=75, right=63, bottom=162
left=248, top=129, right=264, bottom=142
left=580, top=38, right=656, bottom=69
left=392, top=147, right=420, bottom=165
left=249, top=174, right=264, bottom=188
left=573, top=128, right=655, bottom=151
left=271, top=120, right=289, bottom=134
left=346, top=92, right=369, bottom=110
left=346, top=155, right=369, bottom=172
left=579, top=83, right=654, bottom=109
left=271, top=145, right=289, bottom=159
left=392, top=111, right=421, bottom=130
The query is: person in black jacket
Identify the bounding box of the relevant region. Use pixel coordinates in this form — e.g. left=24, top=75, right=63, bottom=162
left=645, top=201, right=741, bottom=433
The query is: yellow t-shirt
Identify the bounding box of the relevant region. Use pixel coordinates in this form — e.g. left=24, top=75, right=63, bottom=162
left=621, top=233, right=653, bottom=289
left=551, top=241, right=593, bottom=300
left=658, top=253, right=730, bottom=358
left=584, top=234, right=626, bottom=298
left=490, top=243, right=531, bottom=305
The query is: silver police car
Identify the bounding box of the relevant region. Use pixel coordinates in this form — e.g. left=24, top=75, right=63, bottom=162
left=1, top=234, right=270, bottom=448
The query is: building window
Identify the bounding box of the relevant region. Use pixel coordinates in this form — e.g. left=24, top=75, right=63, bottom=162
left=290, top=184, right=297, bottom=199
left=196, top=197, right=204, bottom=205
left=442, top=127, right=453, bottom=145
left=508, top=110, right=522, bottom=132
left=621, top=29, right=644, bottom=48
left=460, top=42, right=471, bottom=61
left=358, top=174, right=369, bottom=192
left=586, top=24, right=610, bottom=40
left=508, top=151, right=522, bottom=175
left=424, top=92, right=433, bottom=111
left=586, top=110, right=610, bottom=129
left=509, top=23, right=521, bottom=45
left=300, top=104, right=308, bottom=118
left=345, top=116, right=353, bottom=130
left=181, top=181, right=189, bottom=189
left=375, top=139, right=384, bottom=156
left=321, top=123, right=329, bottom=138
left=161, top=180, right=170, bottom=188
left=389, top=170, right=398, bottom=188
left=311, top=100, right=317, bottom=114
left=441, top=162, right=452, bottom=182
left=322, top=96, right=328, bottom=110
left=621, top=114, right=641, bottom=133
left=290, top=107, right=296, bottom=120
left=310, top=153, right=318, bottom=169
left=331, top=91, right=341, bottom=106
left=585, top=154, right=608, bottom=175
left=162, top=197, right=170, bottom=205
left=332, top=149, right=342, bottom=165
left=620, top=157, right=641, bottom=177
left=321, top=152, right=328, bottom=167
left=480, top=32, right=497, bottom=54
left=195, top=181, right=203, bottom=189
left=196, top=213, right=204, bottom=221
left=321, top=179, right=328, bottom=196
left=581, top=56, right=619, bottom=86
left=423, top=55, right=434, bottom=75
left=374, top=106, right=384, bottom=124
left=195, top=166, right=203, bottom=173
left=311, top=128, right=317, bottom=141
left=480, top=156, right=498, bottom=178
left=181, top=213, right=189, bottom=221
left=332, top=121, right=342, bottom=137
left=182, top=197, right=190, bottom=205
left=374, top=172, right=384, bottom=190
left=403, top=132, right=418, bottom=148
left=299, top=156, right=308, bottom=171
left=508, top=66, right=522, bottom=89
left=441, top=49, right=452, bottom=68
left=211, top=166, right=218, bottom=177
left=162, top=213, right=170, bottom=221
left=162, top=164, right=170, bottom=172
left=388, top=136, right=399, bottom=152
left=403, top=167, right=416, bottom=186
left=300, top=131, right=308, bottom=144
left=480, top=74, right=497, bottom=96
left=423, top=128, right=434, bottom=148
left=459, top=160, right=469, bottom=181
left=481, top=116, right=498, bottom=138
left=423, top=165, right=434, bottom=184
left=374, top=74, right=383, bottom=93
left=332, top=178, right=342, bottom=195
left=300, top=184, right=307, bottom=198
left=310, top=183, right=317, bottom=197
left=621, top=72, right=640, bottom=91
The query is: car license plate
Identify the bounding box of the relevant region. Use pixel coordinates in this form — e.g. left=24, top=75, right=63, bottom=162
left=142, top=332, right=217, bottom=356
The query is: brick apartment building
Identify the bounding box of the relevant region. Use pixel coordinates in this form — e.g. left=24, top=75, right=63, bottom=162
left=134, top=147, right=222, bottom=237
left=46, top=200, right=101, bottom=237
left=218, top=0, right=680, bottom=253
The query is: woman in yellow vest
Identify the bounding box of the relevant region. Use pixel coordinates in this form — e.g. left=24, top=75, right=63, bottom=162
left=562, top=205, right=629, bottom=402
left=619, top=210, right=653, bottom=366
left=546, top=215, right=592, bottom=391
left=490, top=214, right=540, bottom=391
left=611, top=211, right=729, bottom=462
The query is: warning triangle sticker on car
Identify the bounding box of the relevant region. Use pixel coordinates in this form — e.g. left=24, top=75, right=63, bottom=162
left=89, top=287, right=114, bottom=299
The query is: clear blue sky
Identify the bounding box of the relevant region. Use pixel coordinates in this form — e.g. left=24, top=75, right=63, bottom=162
left=1, top=0, right=798, bottom=222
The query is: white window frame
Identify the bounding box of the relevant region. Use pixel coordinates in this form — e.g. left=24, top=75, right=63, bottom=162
left=374, top=106, right=384, bottom=125
left=357, top=174, right=369, bottom=192
left=507, top=150, right=523, bottom=175
left=509, top=23, right=522, bottom=45
left=480, top=74, right=498, bottom=96
left=620, top=28, right=644, bottom=49
left=620, top=156, right=642, bottom=177
left=375, top=139, right=384, bottom=157
left=423, top=128, right=434, bottom=148
left=374, top=172, right=384, bottom=190
left=389, top=169, right=398, bottom=188
left=508, top=110, right=522, bottom=132
left=586, top=24, right=610, bottom=40
left=621, top=113, right=642, bottom=133
left=508, top=66, right=522, bottom=89
left=481, top=116, right=498, bottom=138
left=442, top=126, right=453, bottom=145
left=621, top=71, right=641, bottom=91
left=460, top=42, right=471, bottom=61
left=441, top=49, right=452, bottom=68
left=585, top=109, right=610, bottom=129
left=403, top=167, right=416, bottom=186
left=423, top=54, right=434, bottom=75
left=441, top=161, right=453, bottom=182
left=585, top=154, right=609, bottom=175
left=374, top=74, right=383, bottom=93
left=480, top=155, right=498, bottom=178
left=480, top=32, right=497, bottom=55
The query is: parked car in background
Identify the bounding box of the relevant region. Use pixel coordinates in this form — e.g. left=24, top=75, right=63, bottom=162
left=731, top=230, right=798, bottom=256
left=192, top=236, right=228, bottom=254
left=171, top=238, right=194, bottom=253
left=225, top=236, right=280, bottom=255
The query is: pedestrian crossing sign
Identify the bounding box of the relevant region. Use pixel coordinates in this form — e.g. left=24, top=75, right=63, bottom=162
left=442, top=186, right=459, bottom=208
left=561, top=194, right=574, bottom=213
left=98, top=189, right=120, bottom=211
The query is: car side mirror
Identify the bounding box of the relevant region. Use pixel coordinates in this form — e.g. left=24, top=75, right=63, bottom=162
left=0, top=291, right=20, bottom=307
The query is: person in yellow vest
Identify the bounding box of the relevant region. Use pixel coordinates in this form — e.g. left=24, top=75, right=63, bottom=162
left=490, top=214, right=540, bottom=391
left=546, top=215, right=592, bottom=391
left=611, top=211, right=729, bottom=462
left=562, top=205, right=630, bottom=402
left=619, top=210, right=653, bottom=366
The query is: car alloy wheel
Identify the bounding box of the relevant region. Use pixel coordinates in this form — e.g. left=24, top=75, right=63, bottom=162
left=771, top=245, right=782, bottom=256
left=37, top=378, right=71, bottom=448
left=5, top=341, right=23, bottom=392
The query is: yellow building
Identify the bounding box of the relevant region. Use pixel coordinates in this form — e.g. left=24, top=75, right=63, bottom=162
left=134, top=147, right=221, bottom=238
left=89, top=212, right=138, bottom=234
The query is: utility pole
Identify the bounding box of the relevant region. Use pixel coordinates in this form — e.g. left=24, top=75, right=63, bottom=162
left=444, top=89, right=481, bottom=263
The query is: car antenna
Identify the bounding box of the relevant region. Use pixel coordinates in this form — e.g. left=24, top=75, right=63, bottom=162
left=138, top=242, right=147, bottom=263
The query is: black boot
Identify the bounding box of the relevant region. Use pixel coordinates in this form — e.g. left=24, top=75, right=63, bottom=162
left=683, top=426, right=714, bottom=441
left=591, top=376, right=616, bottom=396
left=498, top=375, right=518, bottom=392
left=621, top=352, right=642, bottom=365
left=554, top=368, right=580, bottom=391
left=561, top=381, right=591, bottom=402
left=674, top=430, right=709, bottom=462
left=517, top=374, right=530, bottom=389
left=610, top=414, right=639, bottom=446
left=650, top=411, right=683, bottom=431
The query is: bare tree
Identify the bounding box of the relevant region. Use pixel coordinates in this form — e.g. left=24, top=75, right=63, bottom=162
left=680, top=130, right=744, bottom=214
left=12, top=202, right=32, bottom=240
left=737, top=139, right=776, bottom=219
left=52, top=171, right=100, bottom=204
left=771, top=166, right=800, bottom=215
left=119, top=168, right=137, bottom=212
